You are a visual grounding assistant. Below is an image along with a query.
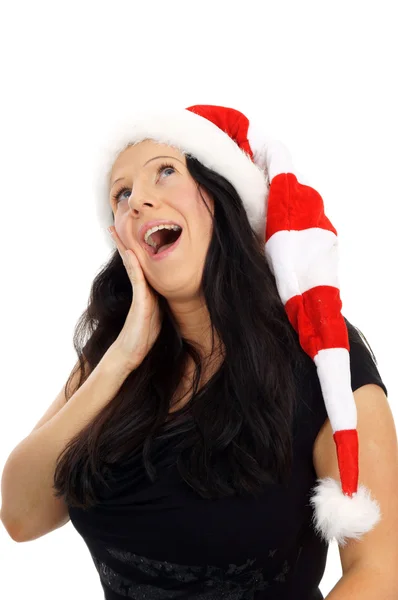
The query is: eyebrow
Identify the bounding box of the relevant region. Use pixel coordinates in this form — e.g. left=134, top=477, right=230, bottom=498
left=110, top=155, right=184, bottom=190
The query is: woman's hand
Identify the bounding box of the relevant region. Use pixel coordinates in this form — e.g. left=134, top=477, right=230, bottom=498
left=108, top=226, right=162, bottom=371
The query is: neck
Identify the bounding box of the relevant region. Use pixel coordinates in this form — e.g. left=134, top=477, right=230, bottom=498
left=167, top=296, right=221, bottom=359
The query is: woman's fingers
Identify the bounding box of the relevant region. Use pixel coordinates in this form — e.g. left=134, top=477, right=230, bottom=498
left=108, top=226, right=145, bottom=285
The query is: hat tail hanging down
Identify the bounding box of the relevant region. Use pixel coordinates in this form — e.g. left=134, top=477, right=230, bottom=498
left=96, top=104, right=381, bottom=547
left=249, top=132, right=381, bottom=548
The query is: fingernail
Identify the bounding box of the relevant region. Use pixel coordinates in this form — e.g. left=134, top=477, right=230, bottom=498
left=107, top=227, right=113, bottom=235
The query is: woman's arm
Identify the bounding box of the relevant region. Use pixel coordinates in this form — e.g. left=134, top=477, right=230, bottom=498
left=325, top=562, right=398, bottom=599
left=313, top=383, right=398, bottom=593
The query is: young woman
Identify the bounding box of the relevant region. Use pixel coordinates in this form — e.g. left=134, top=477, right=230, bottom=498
left=2, top=105, right=395, bottom=599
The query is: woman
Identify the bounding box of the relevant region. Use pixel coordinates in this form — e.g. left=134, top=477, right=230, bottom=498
left=3, top=105, right=395, bottom=598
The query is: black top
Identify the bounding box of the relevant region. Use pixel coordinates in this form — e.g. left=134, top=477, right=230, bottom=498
left=68, top=321, right=388, bottom=599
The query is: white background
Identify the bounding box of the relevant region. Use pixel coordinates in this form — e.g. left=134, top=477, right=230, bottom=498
left=0, top=1, right=396, bottom=597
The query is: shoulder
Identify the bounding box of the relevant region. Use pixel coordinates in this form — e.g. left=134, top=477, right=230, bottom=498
left=345, top=319, right=388, bottom=397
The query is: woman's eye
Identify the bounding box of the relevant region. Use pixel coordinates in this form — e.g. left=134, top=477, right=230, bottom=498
left=157, top=164, right=175, bottom=178
left=113, top=187, right=131, bottom=204
left=113, top=164, right=175, bottom=204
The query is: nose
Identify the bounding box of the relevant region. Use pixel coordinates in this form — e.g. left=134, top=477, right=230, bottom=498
left=127, top=181, right=158, bottom=216
left=128, top=197, right=154, bottom=216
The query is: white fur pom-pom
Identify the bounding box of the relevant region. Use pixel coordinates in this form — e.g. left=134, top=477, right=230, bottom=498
left=309, top=477, right=381, bottom=547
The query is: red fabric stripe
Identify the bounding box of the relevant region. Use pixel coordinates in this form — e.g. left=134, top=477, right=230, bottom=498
left=265, top=172, right=338, bottom=241
left=333, top=430, right=359, bottom=496
left=284, top=287, right=350, bottom=359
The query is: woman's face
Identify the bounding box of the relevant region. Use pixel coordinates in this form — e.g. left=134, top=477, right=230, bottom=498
left=109, top=140, right=214, bottom=299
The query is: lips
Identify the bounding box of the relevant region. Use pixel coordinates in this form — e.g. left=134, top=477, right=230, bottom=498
left=145, top=228, right=183, bottom=261
left=138, top=219, right=183, bottom=247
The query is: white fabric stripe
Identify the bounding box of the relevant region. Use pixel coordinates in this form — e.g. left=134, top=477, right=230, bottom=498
left=314, top=348, right=357, bottom=431
left=247, top=122, right=311, bottom=185
left=264, top=228, right=340, bottom=305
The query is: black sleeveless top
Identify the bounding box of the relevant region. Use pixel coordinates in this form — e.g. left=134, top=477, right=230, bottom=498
left=68, top=321, right=388, bottom=599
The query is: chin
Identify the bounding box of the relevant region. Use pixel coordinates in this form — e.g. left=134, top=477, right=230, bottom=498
left=155, top=280, right=204, bottom=302
left=140, top=251, right=205, bottom=297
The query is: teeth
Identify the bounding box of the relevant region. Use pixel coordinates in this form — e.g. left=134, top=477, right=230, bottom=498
left=144, top=224, right=181, bottom=248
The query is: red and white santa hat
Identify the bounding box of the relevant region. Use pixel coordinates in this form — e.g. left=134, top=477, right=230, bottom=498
left=94, top=104, right=381, bottom=547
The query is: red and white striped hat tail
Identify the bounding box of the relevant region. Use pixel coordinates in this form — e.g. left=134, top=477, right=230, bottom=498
left=260, top=143, right=381, bottom=545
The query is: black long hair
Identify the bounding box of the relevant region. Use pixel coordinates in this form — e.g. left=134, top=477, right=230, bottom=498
left=53, top=155, right=329, bottom=509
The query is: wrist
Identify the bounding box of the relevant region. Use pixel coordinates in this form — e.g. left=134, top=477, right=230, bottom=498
left=103, top=343, right=140, bottom=375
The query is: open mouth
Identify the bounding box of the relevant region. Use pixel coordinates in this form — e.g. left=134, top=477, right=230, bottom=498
left=143, top=224, right=183, bottom=257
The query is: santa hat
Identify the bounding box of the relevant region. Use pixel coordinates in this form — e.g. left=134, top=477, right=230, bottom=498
left=94, top=104, right=381, bottom=547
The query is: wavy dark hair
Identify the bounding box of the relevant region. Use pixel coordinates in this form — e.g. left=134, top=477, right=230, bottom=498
left=52, top=154, right=362, bottom=510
